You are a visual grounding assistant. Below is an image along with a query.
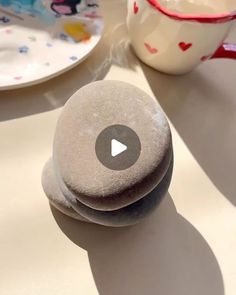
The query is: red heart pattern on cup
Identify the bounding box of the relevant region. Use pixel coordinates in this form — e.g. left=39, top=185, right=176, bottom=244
left=179, top=42, right=192, bottom=51
left=133, top=1, right=139, bottom=14
left=144, top=41, right=193, bottom=54
left=144, top=43, right=158, bottom=54
left=144, top=40, right=213, bottom=63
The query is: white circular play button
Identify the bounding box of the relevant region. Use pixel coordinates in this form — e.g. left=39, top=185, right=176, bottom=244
left=111, top=139, right=127, bottom=157
left=95, top=125, right=141, bottom=171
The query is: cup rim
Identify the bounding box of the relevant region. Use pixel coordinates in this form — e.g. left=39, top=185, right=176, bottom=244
left=147, top=0, right=236, bottom=23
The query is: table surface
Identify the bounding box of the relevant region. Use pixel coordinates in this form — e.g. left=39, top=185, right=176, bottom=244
left=1, top=1, right=236, bottom=294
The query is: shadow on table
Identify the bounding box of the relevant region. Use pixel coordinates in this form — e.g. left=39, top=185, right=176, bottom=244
left=51, top=194, right=224, bottom=295
left=0, top=0, right=136, bottom=121
left=141, top=61, right=236, bottom=207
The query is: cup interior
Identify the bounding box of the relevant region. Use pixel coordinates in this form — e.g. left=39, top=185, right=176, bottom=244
left=158, top=0, right=236, bottom=15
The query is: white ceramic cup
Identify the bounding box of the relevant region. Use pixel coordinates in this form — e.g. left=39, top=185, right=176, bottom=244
left=127, top=0, right=236, bottom=75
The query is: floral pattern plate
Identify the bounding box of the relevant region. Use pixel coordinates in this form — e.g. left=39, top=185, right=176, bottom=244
left=0, top=8, right=103, bottom=90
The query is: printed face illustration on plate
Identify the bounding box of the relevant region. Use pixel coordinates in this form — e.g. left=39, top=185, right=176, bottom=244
left=51, top=0, right=99, bottom=16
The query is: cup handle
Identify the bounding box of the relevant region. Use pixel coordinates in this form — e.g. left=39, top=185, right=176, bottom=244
left=211, top=43, right=236, bottom=59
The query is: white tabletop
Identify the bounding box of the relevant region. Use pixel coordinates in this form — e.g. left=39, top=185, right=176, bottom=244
left=1, top=1, right=236, bottom=294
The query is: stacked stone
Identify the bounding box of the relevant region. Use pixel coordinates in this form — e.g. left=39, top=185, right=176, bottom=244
left=42, top=81, right=173, bottom=227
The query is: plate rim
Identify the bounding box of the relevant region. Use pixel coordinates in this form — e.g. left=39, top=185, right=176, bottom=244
left=0, top=17, right=104, bottom=91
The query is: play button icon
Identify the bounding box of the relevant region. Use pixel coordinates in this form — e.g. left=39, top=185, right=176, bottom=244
left=95, top=125, right=141, bottom=171
left=111, top=139, right=127, bottom=157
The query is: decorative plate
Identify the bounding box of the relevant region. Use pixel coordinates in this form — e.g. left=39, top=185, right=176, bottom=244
left=0, top=4, right=103, bottom=90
